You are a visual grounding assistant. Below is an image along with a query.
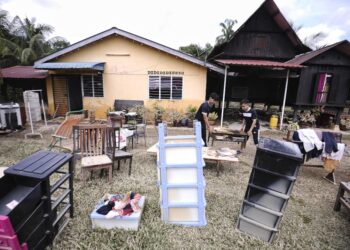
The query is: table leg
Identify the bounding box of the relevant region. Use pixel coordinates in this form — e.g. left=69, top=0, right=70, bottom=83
left=216, top=161, right=220, bottom=177
left=241, top=138, right=247, bottom=150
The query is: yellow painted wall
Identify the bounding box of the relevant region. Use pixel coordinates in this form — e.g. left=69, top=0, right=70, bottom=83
left=49, top=35, right=207, bottom=119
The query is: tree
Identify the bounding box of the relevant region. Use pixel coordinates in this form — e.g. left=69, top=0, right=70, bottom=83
left=48, top=36, right=70, bottom=53
left=0, top=9, right=11, bottom=39
left=289, top=20, right=327, bottom=50
left=216, top=19, right=237, bottom=45
left=179, top=43, right=213, bottom=60
left=0, top=9, right=70, bottom=67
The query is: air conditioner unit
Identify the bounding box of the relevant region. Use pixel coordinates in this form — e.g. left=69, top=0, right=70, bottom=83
left=0, top=103, right=22, bottom=130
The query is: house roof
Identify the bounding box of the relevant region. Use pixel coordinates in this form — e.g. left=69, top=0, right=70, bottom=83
left=0, top=66, right=48, bottom=79
left=286, top=40, right=350, bottom=65
left=216, top=59, right=304, bottom=69
left=34, top=27, right=224, bottom=74
left=208, top=0, right=310, bottom=60
left=34, top=62, right=105, bottom=71
left=262, top=0, right=309, bottom=52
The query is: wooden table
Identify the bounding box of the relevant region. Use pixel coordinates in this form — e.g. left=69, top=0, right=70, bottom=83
left=208, top=127, right=248, bottom=150
left=147, top=144, right=239, bottom=176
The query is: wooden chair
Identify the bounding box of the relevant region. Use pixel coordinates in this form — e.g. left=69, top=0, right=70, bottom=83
left=79, top=124, right=113, bottom=183
left=106, top=127, right=133, bottom=176
left=48, top=110, right=87, bottom=152
left=108, top=112, right=135, bottom=150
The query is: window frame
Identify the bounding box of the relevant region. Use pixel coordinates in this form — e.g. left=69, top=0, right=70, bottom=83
left=314, top=72, right=333, bottom=104
left=148, top=75, right=183, bottom=100
left=81, top=73, right=104, bottom=98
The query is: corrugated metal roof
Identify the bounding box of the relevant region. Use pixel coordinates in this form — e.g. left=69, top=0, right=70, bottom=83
left=215, top=59, right=304, bottom=69
left=34, top=62, right=105, bottom=70
left=0, top=66, right=48, bottom=79
left=286, top=40, right=350, bottom=65
left=34, top=27, right=225, bottom=74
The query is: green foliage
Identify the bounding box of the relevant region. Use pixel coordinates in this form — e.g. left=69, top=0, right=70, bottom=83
left=168, top=109, right=183, bottom=122
left=179, top=43, right=213, bottom=60
left=152, top=102, right=165, bottom=119
left=216, top=19, right=237, bottom=45
left=186, top=105, right=197, bottom=120
left=208, top=111, right=218, bottom=121
left=287, top=121, right=300, bottom=131
left=0, top=8, right=70, bottom=67
left=130, top=105, right=148, bottom=117
left=6, top=85, right=23, bottom=102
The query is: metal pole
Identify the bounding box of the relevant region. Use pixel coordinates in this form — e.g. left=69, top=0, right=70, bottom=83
left=28, top=102, right=34, bottom=134
left=41, top=99, right=47, bottom=127
left=280, top=69, right=290, bottom=130
left=220, top=66, right=228, bottom=127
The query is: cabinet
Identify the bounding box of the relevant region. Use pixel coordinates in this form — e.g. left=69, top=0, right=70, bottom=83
left=1, top=150, right=74, bottom=249
left=237, top=138, right=303, bottom=243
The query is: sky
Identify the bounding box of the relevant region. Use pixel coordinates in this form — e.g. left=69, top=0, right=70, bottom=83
left=0, top=0, right=349, bottom=50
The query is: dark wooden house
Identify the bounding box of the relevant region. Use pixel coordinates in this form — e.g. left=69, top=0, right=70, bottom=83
left=287, top=40, right=350, bottom=122
left=207, top=0, right=310, bottom=109
left=206, top=0, right=350, bottom=125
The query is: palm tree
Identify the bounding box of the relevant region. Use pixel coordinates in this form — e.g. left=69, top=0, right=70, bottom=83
left=216, top=19, right=237, bottom=45
left=0, top=11, right=70, bottom=67
left=10, top=16, right=53, bottom=65
left=289, top=20, right=327, bottom=50
left=0, top=9, right=11, bottom=38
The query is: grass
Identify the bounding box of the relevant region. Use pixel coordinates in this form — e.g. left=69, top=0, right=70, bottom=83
left=1, top=123, right=350, bottom=249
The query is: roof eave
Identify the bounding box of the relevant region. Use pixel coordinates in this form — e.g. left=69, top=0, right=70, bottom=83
left=34, top=27, right=224, bottom=74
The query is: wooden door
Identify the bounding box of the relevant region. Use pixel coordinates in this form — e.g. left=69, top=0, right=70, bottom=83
left=53, top=76, right=69, bottom=116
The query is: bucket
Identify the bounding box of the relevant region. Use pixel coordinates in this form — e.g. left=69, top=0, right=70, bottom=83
left=269, top=115, right=278, bottom=129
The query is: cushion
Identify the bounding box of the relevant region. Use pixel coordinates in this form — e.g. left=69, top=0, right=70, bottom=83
left=81, top=155, right=112, bottom=167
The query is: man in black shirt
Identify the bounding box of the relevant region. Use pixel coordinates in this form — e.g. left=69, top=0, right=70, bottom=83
left=195, top=92, right=219, bottom=146
left=239, top=99, right=260, bottom=145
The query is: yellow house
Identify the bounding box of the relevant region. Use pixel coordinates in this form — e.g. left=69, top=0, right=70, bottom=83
left=34, top=27, right=223, bottom=119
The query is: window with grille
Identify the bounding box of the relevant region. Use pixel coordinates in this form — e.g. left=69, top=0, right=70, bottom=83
left=149, top=75, right=183, bottom=100
left=81, top=74, right=104, bottom=97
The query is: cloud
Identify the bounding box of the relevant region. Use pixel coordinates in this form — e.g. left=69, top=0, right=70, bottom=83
left=298, top=24, right=346, bottom=48
left=32, top=0, right=58, bottom=7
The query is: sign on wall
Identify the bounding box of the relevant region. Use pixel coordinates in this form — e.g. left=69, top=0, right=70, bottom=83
left=148, top=71, right=184, bottom=75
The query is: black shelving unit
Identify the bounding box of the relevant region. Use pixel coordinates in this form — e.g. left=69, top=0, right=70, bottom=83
left=237, top=138, right=303, bottom=243
left=1, top=150, right=74, bottom=249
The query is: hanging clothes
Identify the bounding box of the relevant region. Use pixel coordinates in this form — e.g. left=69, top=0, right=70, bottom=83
left=322, top=132, right=338, bottom=154
left=297, top=129, right=323, bottom=152
left=322, top=143, right=345, bottom=161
